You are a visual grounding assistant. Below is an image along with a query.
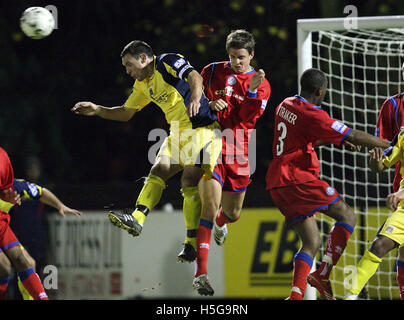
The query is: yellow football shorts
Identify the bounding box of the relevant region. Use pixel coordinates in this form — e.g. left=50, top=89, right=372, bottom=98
left=157, top=121, right=222, bottom=175
left=379, top=203, right=404, bottom=247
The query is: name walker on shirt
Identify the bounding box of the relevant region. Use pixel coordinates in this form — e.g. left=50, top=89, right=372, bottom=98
left=277, top=105, right=298, bottom=125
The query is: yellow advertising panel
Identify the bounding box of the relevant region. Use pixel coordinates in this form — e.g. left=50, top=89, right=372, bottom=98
left=224, top=208, right=298, bottom=298
left=224, top=207, right=400, bottom=299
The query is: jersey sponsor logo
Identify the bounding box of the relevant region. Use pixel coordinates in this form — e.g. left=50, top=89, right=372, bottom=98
left=325, top=187, right=335, bottom=196
left=225, top=86, right=244, bottom=101
left=385, top=225, right=394, bottom=233
left=173, top=58, right=186, bottom=69
left=149, top=88, right=170, bottom=103
left=214, top=89, right=225, bottom=96
left=227, top=76, right=236, bottom=85
left=331, top=121, right=348, bottom=134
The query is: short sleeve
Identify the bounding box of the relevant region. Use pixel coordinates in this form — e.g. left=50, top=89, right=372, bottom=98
left=123, top=81, right=152, bottom=110
left=304, top=108, right=352, bottom=146
left=157, top=53, right=195, bottom=81
left=13, top=179, right=42, bottom=200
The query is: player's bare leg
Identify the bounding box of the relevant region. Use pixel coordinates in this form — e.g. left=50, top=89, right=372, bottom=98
left=177, top=166, right=203, bottom=263
left=308, top=199, right=356, bottom=300
left=4, top=246, right=48, bottom=300
left=345, top=235, right=398, bottom=300
left=18, top=247, right=35, bottom=300
left=290, top=217, right=320, bottom=300
left=213, top=191, right=246, bottom=246
left=108, top=155, right=183, bottom=236
left=193, top=175, right=222, bottom=296
left=0, top=251, right=12, bottom=299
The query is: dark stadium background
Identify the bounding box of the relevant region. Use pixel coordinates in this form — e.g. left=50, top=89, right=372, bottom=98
left=1, top=0, right=402, bottom=212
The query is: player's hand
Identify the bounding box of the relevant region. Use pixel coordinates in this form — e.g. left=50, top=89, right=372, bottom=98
left=369, top=147, right=385, bottom=161
left=249, top=69, right=265, bottom=92
left=0, top=188, right=21, bottom=206
left=58, top=205, right=82, bottom=217
left=71, top=101, right=99, bottom=116
left=187, top=99, right=201, bottom=118
left=343, top=140, right=361, bottom=152
left=209, top=99, right=228, bottom=112
left=386, top=189, right=404, bottom=211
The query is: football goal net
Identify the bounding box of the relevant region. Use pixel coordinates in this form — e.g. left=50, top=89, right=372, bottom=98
left=297, top=15, right=404, bottom=299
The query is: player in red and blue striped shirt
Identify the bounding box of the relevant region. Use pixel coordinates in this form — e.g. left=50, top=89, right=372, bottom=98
left=266, top=68, right=389, bottom=300
left=190, top=29, right=271, bottom=296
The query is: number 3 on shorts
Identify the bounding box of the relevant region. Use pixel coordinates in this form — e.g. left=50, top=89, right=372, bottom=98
left=276, top=122, right=287, bottom=156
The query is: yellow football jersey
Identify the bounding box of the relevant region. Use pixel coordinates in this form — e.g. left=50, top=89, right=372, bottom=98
left=124, top=53, right=217, bottom=130
left=382, top=130, right=404, bottom=188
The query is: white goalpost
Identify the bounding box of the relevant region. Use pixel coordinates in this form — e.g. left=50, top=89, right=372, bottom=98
left=297, top=15, right=404, bottom=300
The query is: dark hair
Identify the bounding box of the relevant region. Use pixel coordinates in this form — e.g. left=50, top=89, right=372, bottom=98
left=225, top=29, right=255, bottom=54
left=120, top=40, right=154, bottom=58
left=300, top=68, right=327, bottom=93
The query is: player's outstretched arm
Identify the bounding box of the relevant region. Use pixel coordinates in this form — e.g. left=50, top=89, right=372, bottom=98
left=368, top=147, right=387, bottom=173
left=346, top=129, right=390, bottom=149
left=40, top=188, right=82, bottom=217
left=71, top=101, right=136, bottom=122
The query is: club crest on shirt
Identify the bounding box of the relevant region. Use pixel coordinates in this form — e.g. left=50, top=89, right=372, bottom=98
left=227, top=76, right=236, bottom=85
left=325, top=187, right=335, bottom=196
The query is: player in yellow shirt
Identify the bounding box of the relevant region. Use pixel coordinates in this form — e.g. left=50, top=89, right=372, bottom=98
left=72, top=40, right=222, bottom=251
left=345, top=131, right=404, bottom=300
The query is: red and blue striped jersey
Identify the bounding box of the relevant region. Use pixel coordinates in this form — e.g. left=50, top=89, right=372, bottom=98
left=375, top=92, right=404, bottom=192
left=201, top=61, right=271, bottom=156
left=266, top=95, right=351, bottom=189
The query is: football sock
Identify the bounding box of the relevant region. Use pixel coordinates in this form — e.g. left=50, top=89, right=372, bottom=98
left=18, top=268, right=48, bottom=300
left=0, top=276, right=10, bottom=300
left=316, top=222, right=354, bottom=279
left=195, top=219, right=213, bottom=278
left=18, top=277, right=34, bottom=300
left=347, top=250, right=382, bottom=296
left=181, top=186, right=202, bottom=250
left=132, top=174, right=166, bottom=225
left=290, top=252, right=313, bottom=300
left=396, top=259, right=404, bottom=300
left=215, top=207, right=240, bottom=227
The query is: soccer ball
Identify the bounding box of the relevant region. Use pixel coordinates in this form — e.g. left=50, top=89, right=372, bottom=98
left=20, top=7, right=55, bottom=39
